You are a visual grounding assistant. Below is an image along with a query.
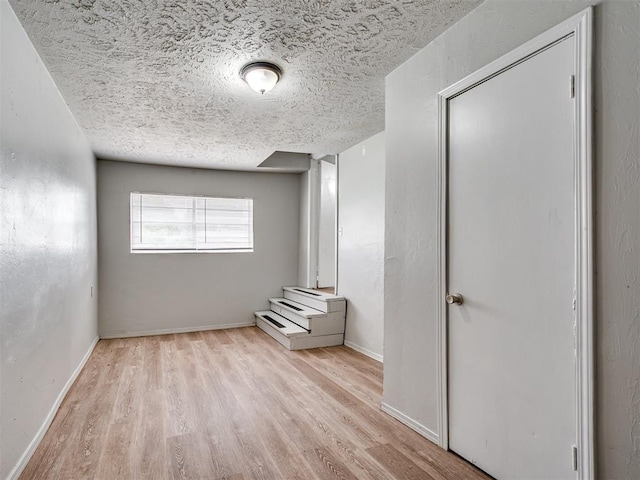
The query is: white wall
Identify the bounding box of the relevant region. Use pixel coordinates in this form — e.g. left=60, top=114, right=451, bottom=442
left=0, top=2, right=99, bottom=478
left=297, top=161, right=319, bottom=288
left=384, top=1, right=640, bottom=478
left=97, top=160, right=299, bottom=338
left=339, top=131, right=385, bottom=361
left=317, top=160, right=336, bottom=288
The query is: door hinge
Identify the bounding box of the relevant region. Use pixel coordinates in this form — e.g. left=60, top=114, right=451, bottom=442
left=570, top=75, right=575, bottom=99
left=572, top=446, right=578, bottom=471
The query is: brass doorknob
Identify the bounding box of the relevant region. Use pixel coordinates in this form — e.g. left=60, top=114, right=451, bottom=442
left=446, top=293, right=464, bottom=305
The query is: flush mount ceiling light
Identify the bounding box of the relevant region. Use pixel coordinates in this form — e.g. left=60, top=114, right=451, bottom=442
left=240, top=61, right=282, bottom=95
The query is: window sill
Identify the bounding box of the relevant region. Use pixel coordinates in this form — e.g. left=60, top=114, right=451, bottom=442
left=130, top=249, right=254, bottom=254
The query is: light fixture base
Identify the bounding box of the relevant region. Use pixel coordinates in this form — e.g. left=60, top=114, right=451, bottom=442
left=240, top=61, right=282, bottom=95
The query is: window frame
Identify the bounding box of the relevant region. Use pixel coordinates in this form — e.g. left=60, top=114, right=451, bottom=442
left=129, top=191, right=254, bottom=254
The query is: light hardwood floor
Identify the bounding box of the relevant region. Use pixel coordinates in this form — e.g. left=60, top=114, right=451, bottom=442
left=314, top=287, right=335, bottom=294
left=20, top=327, right=490, bottom=480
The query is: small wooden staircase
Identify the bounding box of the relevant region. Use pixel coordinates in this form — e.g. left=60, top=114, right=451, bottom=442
left=255, top=287, right=346, bottom=350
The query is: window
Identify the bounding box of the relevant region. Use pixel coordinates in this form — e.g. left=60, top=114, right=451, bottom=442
left=130, top=192, right=253, bottom=253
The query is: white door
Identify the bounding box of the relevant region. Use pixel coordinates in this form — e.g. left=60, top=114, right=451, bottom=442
left=447, top=37, right=577, bottom=479
left=317, top=159, right=336, bottom=288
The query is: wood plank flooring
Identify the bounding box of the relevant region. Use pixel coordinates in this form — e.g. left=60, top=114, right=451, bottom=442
left=314, top=287, right=336, bottom=294
left=20, top=327, right=490, bottom=480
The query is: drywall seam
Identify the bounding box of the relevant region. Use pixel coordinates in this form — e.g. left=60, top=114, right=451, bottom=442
left=344, top=340, right=383, bottom=363
left=6, top=336, right=100, bottom=480
left=381, top=403, right=439, bottom=445
left=99, top=322, right=256, bottom=339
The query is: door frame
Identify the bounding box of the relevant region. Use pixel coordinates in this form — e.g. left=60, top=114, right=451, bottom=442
left=435, top=8, right=594, bottom=479
left=310, top=155, right=339, bottom=291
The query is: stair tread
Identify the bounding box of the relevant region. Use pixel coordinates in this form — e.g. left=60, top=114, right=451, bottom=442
left=268, top=298, right=326, bottom=318
left=283, top=286, right=345, bottom=302
left=255, top=311, right=309, bottom=337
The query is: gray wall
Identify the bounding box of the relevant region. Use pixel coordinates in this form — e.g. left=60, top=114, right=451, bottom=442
left=383, top=0, right=640, bottom=478
left=97, top=160, right=299, bottom=338
left=0, top=3, right=98, bottom=478
left=338, top=131, right=385, bottom=361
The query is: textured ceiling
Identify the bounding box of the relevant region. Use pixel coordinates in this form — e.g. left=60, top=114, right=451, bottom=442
left=9, top=0, right=481, bottom=170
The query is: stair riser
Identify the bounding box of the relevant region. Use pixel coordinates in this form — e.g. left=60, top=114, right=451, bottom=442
left=257, top=318, right=343, bottom=350
left=283, top=290, right=346, bottom=313
left=257, top=318, right=296, bottom=349
left=270, top=302, right=311, bottom=329
left=255, top=311, right=308, bottom=337
left=269, top=302, right=345, bottom=335
left=269, top=298, right=325, bottom=318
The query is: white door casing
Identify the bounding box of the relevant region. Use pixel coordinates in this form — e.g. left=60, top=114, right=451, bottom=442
left=318, top=159, right=337, bottom=288
left=436, top=8, right=593, bottom=480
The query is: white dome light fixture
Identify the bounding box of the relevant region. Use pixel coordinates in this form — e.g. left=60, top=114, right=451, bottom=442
left=240, top=61, right=282, bottom=95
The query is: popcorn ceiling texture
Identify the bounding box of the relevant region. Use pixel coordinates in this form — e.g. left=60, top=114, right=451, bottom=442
left=8, top=0, right=481, bottom=170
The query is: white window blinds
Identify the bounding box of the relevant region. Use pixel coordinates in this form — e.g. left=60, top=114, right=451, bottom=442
left=130, top=193, right=253, bottom=252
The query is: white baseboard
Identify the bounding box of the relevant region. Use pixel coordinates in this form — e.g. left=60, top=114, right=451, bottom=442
left=381, top=402, right=439, bottom=445
left=99, top=321, right=256, bottom=339
left=7, top=335, right=100, bottom=480
left=344, top=340, right=383, bottom=363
